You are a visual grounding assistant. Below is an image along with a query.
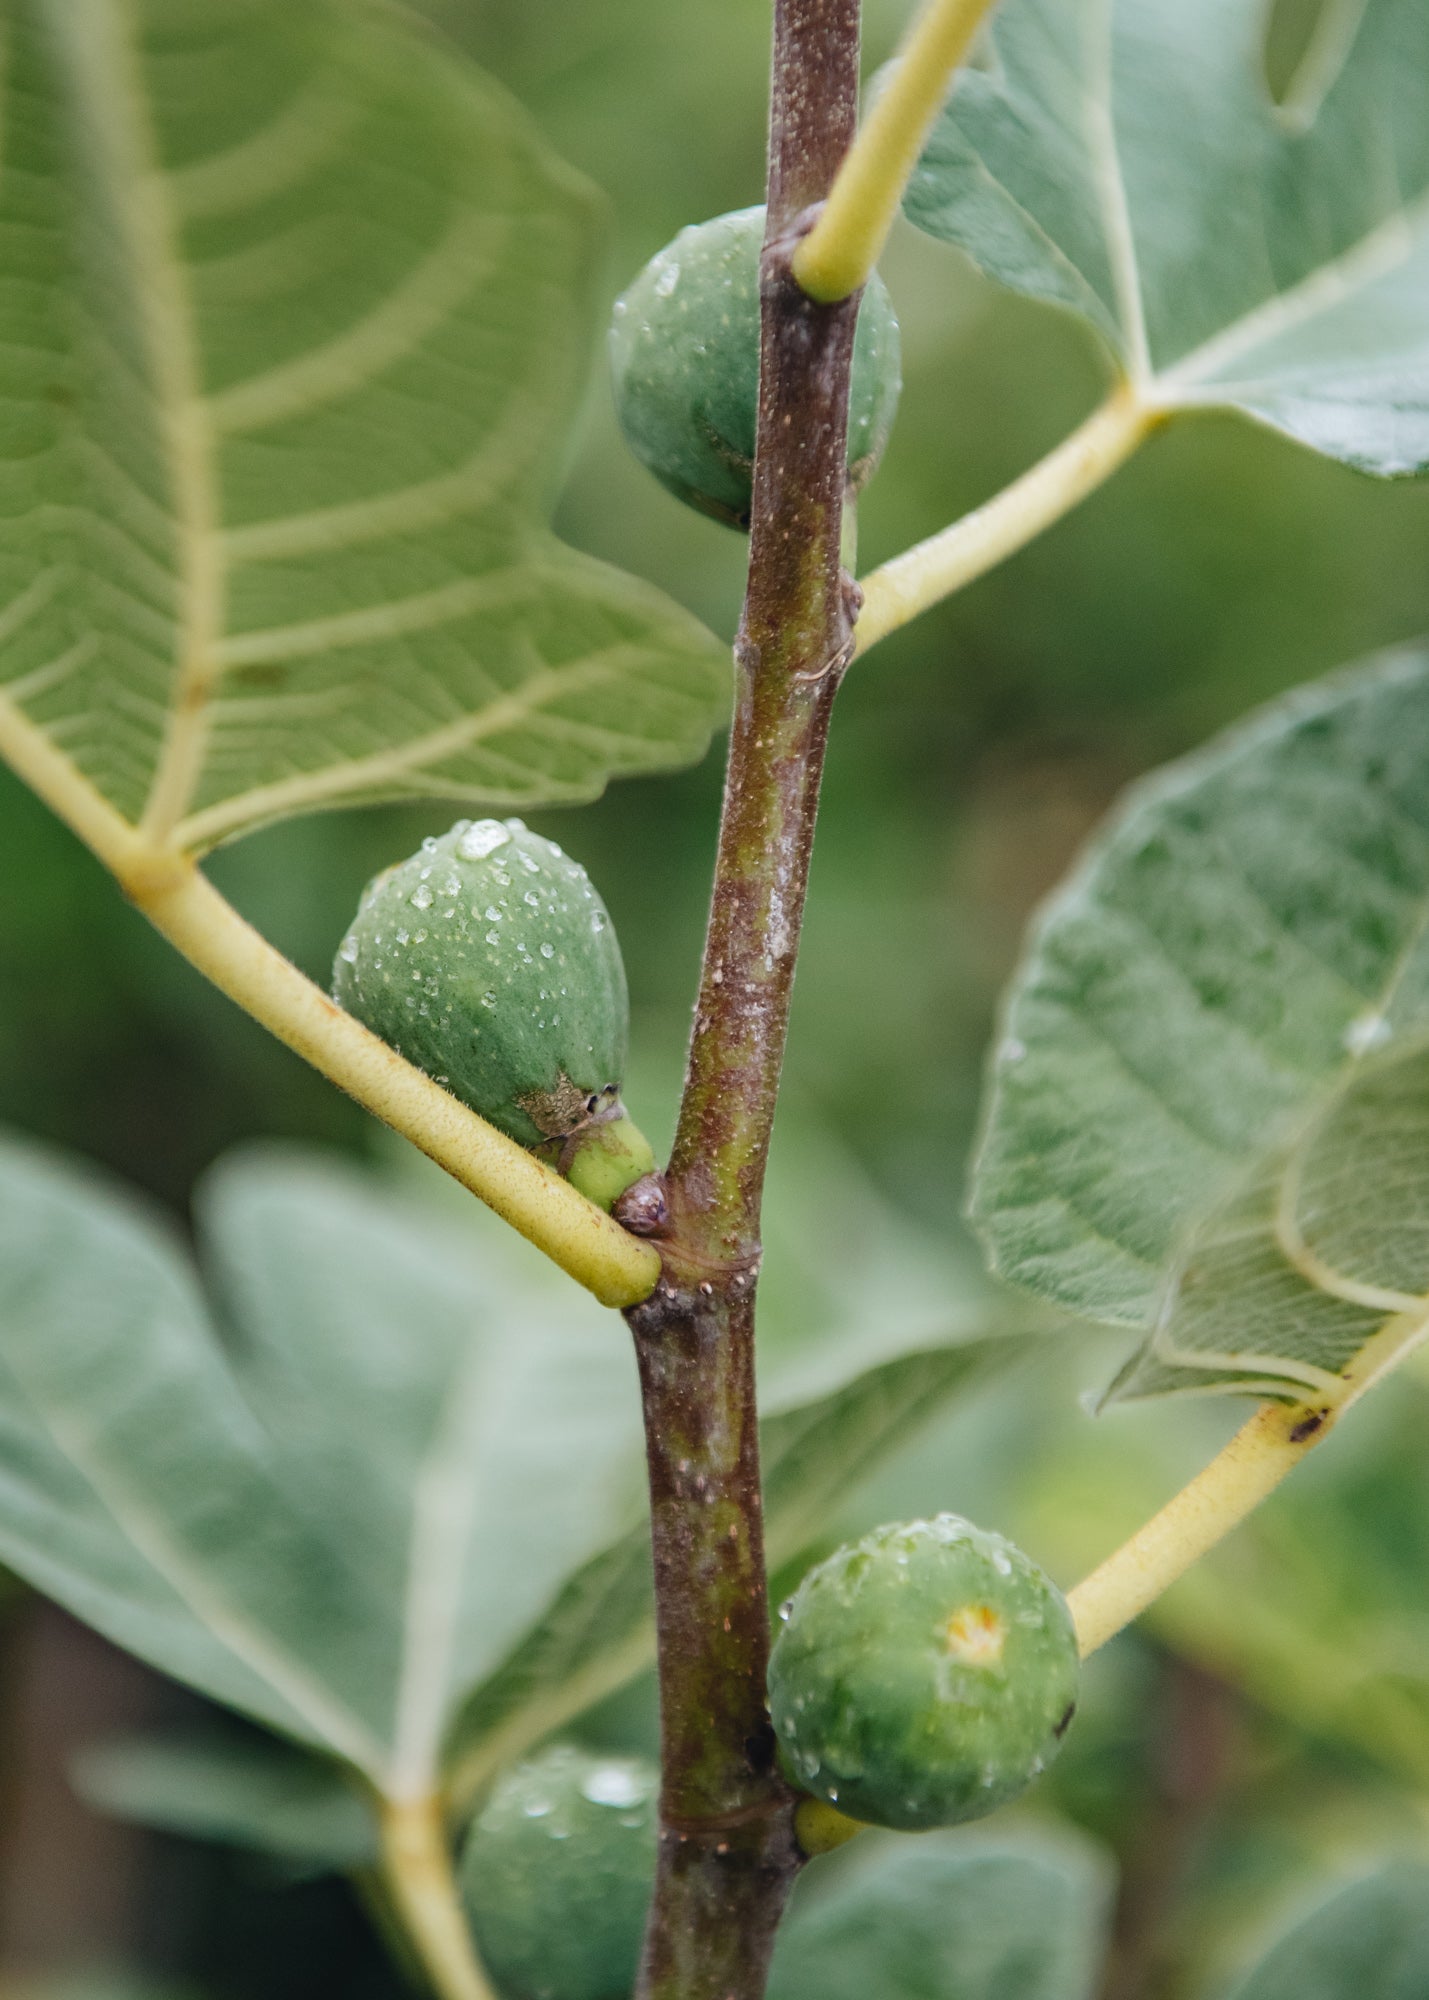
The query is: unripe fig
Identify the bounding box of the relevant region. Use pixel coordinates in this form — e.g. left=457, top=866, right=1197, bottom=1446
left=769, top=1514, right=1079, bottom=1832
left=609, top=205, right=901, bottom=528
left=333, top=819, right=654, bottom=1206
left=459, top=1744, right=657, bottom=2000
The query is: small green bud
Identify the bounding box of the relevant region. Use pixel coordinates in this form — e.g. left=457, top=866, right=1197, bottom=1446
left=610, top=205, right=902, bottom=529
left=769, top=1514, right=1079, bottom=1832
left=333, top=819, right=652, bottom=1208
left=460, top=1744, right=658, bottom=2000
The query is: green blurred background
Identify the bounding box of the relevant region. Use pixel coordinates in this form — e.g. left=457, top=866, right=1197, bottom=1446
left=5, top=1, right=1429, bottom=1995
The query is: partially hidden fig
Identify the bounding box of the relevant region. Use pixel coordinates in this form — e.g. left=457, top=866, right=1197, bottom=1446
left=610, top=204, right=901, bottom=529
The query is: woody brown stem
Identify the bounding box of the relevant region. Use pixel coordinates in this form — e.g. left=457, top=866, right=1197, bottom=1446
left=626, top=3, right=864, bottom=1995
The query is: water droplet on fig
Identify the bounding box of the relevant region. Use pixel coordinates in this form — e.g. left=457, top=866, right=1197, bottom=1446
left=457, top=820, right=511, bottom=861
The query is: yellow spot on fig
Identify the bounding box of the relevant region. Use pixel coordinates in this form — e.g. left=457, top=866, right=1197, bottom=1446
left=943, top=1602, right=1005, bottom=1667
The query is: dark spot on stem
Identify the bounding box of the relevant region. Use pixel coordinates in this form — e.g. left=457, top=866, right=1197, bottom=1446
left=744, top=1721, right=777, bottom=1773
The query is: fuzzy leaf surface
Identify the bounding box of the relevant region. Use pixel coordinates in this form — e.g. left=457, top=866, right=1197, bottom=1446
left=972, top=650, right=1429, bottom=1400
left=905, top=0, right=1429, bottom=473
left=0, top=0, right=727, bottom=853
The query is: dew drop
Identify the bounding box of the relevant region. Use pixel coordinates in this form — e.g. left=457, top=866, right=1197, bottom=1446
left=457, top=820, right=511, bottom=861
left=540, top=942, right=555, bottom=959
left=410, top=883, right=434, bottom=911
left=337, top=935, right=358, bottom=964
left=580, top=1765, right=647, bottom=1809
left=1343, top=1010, right=1391, bottom=1056
left=655, top=259, right=680, bottom=299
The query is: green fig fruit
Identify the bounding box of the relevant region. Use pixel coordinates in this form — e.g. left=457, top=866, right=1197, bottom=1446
left=460, top=1744, right=658, bottom=2000
left=333, top=819, right=654, bottom=1206
left=609, top=205, right=901, bottom=528
left=768, top=1514, right=1079, bottom=1832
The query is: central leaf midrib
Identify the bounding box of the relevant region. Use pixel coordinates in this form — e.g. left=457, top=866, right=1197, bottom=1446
left=48, top=0, right=226, bottom=845
left=30, top=1385, right=387, bottom=1776
left=389, top=1337, right=492, bottom=1801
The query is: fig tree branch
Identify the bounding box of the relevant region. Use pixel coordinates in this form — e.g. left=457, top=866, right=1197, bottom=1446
left=625, top=1, right=864, bottom=1993
left=792, top=0, right=1000, bottom=304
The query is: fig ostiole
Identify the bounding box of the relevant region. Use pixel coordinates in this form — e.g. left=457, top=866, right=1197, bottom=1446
left=332, top=819, right=653, bottom=1211
left=768, top=1513, right=1079, bottom=1833
left=460, top=1743, right=658, bottom=2000
left=609, top=204, right=901, bottom=529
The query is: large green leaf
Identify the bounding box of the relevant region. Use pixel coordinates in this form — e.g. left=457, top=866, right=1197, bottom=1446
left=0, top=1133, right=386, bottom=1764
left=198, top=1145, right=644, bottom=1780
left=0, top=1125, right=1028, bottom=1824
left=0, top=0, right=727, bottom=853
left=443, top=1336, right=1034, bottom=1807
left=767, top=1831, right=1111, bottom=2000
left=905, top=0, right=1429, bottom=474
left=971, top=649, right=1429, bottom=1399
left=0, top=1133, right=641, bottom=1797
left=1221, top=1863, right=1429, bottom=2000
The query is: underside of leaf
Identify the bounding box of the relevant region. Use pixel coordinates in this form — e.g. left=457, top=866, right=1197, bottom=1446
left=904, top=0, right=1429, bottom=475
left=0, top=0, right=728, bottom=854
left=972, top=648, right=1429, bottom=1401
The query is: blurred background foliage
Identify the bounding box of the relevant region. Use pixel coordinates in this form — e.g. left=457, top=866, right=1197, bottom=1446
left=4, top=0, right=1429, bottom=1994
